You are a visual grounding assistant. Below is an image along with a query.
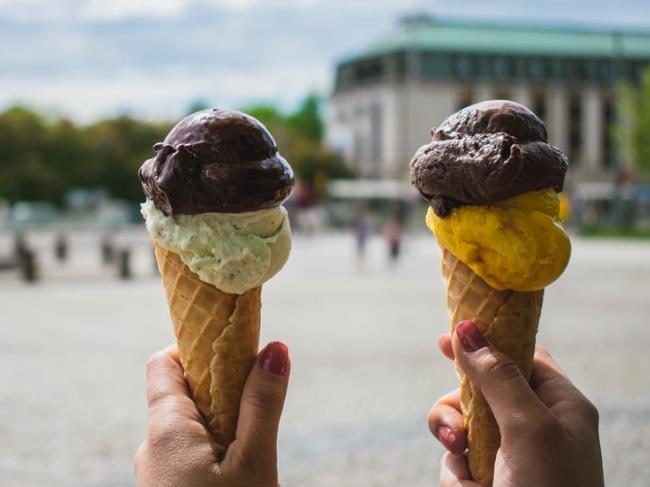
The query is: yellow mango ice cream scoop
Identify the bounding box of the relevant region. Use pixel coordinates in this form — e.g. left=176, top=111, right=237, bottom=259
left=409, top=100, right=571, bottom=486
left=426, top=189, right=570, bottom=291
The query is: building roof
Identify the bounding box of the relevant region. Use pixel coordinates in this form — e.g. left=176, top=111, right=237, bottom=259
left=344, top=16, right=650, bottom=62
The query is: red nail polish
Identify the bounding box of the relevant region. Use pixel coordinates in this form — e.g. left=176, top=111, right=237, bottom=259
left=258, top=341, right=288, bottom=376
left=456, top=320, right=488, bottom=352
left=437, top=425, right=456, bottom=448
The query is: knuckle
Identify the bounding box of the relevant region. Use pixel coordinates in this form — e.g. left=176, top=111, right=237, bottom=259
left=147, top=417, right=182, bottom=449
left=244, top=387, right=281, bottom=415
left=581, top=397, right=600, bottom=426
left=482, top=355, right=521, bottom=383
left=133, top=442, right=147, bottom=474
left=146, top=350, right=166, bottom=374
left=534, top=346, right=552, bottom=361
left=147, top=388, right=172, bottom=410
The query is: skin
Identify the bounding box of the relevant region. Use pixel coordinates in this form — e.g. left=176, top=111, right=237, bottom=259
left=134, top=324, right=604, bottom=487
left=429, top=324, right=604, bottom=487
left=134, top=344, right=290, bottom=487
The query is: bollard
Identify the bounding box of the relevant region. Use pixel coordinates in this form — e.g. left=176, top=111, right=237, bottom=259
left=55, top=233, right=68, bottom=262
left=118, top=248, right=132, bottom=280
left=20, top=248, right=38, bottom=283
left=101, top=237, right=114, bottom=265
left=14, top=232, right=27, bottom=259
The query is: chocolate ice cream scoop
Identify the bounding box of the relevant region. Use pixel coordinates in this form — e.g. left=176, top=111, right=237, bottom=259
left=139, top=108, right=294, bottom=215
left=409, top=100, right=568, bottom=217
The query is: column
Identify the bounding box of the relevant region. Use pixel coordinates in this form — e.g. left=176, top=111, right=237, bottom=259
left=474, top=82, right=493, bottom=103
left=547, top=84, right=568, bottom=152
left=582, top=87, right=603, bottom=173
left=512, top=84, right=532, bottom=107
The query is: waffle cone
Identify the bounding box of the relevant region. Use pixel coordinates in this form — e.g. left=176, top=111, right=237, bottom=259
left=441, top=248, right=543, bottom=486
left=153, top=242, right=261, bottom=448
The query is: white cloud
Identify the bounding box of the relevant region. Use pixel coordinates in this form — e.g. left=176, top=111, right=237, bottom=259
left=0, top=0, right=648, bottom=121
left=0, top=61, right=330, bottom=122
left=78, top=0, right=187, bottom=21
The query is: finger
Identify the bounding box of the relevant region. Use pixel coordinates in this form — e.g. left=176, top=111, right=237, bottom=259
left=532, top=347, right=600, bottom=428
left=146, top=345, right=196, bottom=416
left=439, top=452, right=478, bottom=487
left=452, top=320, right=552, bottom=437
left=438, top=333, right=454, bottom=360
left=134, top=441, right=146, bottom=476
left=230, top=341, right=291, bottom=472
left=534, top=346, right=567, bottom=378
left=428, top=389, right=466, bottom=454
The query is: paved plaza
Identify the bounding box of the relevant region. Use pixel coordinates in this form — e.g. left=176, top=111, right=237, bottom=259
left=1, top=229, right=649, bottom=487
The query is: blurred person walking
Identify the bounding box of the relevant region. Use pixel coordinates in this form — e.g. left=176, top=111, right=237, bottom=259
left=383, top=217, right=403, bottom=264
left=353, top=209, right=370, bottom=259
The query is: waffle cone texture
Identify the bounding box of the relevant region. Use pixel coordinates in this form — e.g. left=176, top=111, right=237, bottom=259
left=153, top=242, right=261, bottom=448
left=441, top=248, right=543, bottom=486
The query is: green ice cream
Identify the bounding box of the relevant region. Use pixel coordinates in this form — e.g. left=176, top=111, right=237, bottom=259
left=141, top=200, right=291, bottom=294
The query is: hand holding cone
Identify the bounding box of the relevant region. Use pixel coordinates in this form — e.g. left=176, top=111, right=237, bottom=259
left=410, top=100, right=570, bottom=485
left=140, top=108, right=294, bottom=450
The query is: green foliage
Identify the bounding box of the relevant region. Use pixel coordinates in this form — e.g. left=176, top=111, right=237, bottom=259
left=628, top=68, right=650, bottom=180
left=0, top=107, right=170, bottom=204
left=82, top=116, right=171, bottom=202
left=292, top=144, right=352, bottom=200
left=185, top=99, right=211, bottom=115
left=0, top=93, right=351, bottom=205
left=287, top=93, right=323, bottom=142
left=242, top=94, right=353, bottom=201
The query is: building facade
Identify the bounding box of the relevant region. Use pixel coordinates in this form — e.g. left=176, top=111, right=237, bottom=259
left=328, top=16, right=650, bottom=190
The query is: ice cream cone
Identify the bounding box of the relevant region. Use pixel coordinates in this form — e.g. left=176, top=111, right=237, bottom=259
left=153, top=242, right=261, bottom=448
left=441, top=248, right=543, bottom=486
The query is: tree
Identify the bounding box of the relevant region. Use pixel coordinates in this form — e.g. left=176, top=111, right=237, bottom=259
left=291, top=143, right=352, bottom=200
left=626, top=68, right=650, bottom=180
left=240, top=104, right=289, bottom=148
left=287, top=93, right=323, bottom=142
left=0, top=92, right=352, bottom=206
left=82, top=116, right=171, bottom=202
left=242, top=94, right=354, bottom=204
left=0, top=106, right=59, bottom=202
left=185, top=98, right=211, bottom=115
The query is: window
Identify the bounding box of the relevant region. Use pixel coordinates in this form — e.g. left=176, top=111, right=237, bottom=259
left=597, top=61, right=614, bottom=83
left=565, top=60, right=588, bottom=81
left=493, top=57, right=514, bottom=79
left=355, top=59, right=384, bottom=82
left=454, top=55, right=477, bottom=79
left=420, top=53, right=450, bottom=78
left=527, top=58, right=549, bottom=80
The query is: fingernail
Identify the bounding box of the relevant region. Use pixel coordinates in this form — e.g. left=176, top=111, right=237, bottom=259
left=436, top=425, right=456, bottom=448
left=258, top=341, right=288, bottom=376
left=456, top=320, right=488, bottom=352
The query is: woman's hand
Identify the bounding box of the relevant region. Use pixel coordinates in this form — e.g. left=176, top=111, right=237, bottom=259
left=135, top=341, right=290, bottom=487
left=429, top=320, right=604, bottom=487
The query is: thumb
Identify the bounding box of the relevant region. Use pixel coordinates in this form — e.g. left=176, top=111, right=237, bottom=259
left=452, top=320, right=551, bottom=437
left=231, top=341, right=290, bottom=468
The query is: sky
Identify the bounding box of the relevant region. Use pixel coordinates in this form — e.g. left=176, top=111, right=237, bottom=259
left=1, top=0, right=650, bottom=122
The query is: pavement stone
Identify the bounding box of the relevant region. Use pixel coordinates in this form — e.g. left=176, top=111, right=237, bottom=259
left=1, top=229, right=649, bottom=486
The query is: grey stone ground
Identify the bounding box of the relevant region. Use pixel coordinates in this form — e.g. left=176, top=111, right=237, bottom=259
left=0, top=229, right=649, bottom=487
